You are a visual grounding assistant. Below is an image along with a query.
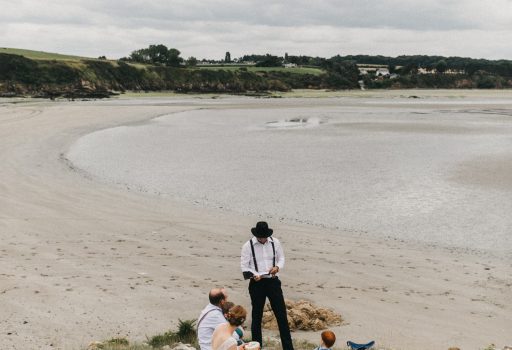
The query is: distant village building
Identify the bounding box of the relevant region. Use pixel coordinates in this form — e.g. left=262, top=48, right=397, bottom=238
left=375, top=68, right=390, bottom=77
left=357, top=63, right=463, bottom=76
left=283, top=63, right=297, bottom=68
left=418, top=67, right=436, bottom=74
left=417, top=67, right=465, bottom=74
left=445, top=69, right=465, bottom=74
left=359, top=68, right=377, bottom=75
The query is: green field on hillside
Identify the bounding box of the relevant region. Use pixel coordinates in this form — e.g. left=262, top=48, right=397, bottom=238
left=196, top=65, right=325, bottom=76
left=0, top=48, right=325, bottom=76
left=0, top=47, right=92, bottom=61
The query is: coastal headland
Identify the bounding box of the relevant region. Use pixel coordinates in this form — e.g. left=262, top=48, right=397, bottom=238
left=0, top=91, right=511, bottom=350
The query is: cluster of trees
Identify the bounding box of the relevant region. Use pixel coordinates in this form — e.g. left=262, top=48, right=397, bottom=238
left=238, top=52, right=512, bottom=79
left=113, top=43, right=512, bottom=79
left=321, top=57, right=360, bottom=88
left=285, top=54, right=326, bottom=67
left=122, top=44, right=186, bottom=67
left=255, top=54, right=283, bottom=67
left=278, top=53, right=512, bottom=78
left=239, top=53, right=334, bottom=67
left=121, top=45, right=505, bottom=74
left=237, top=53, right=323, bottom=67
left=124, top=45, right=241, bottom=67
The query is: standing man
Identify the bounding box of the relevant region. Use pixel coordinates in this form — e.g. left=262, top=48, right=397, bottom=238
left=197, top=288, right=228, bottom=350
left=241, top=221, right=294, bottom=350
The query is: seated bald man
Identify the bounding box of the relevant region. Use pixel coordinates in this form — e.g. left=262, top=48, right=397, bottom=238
left=197, top=288, right=229, bottom=350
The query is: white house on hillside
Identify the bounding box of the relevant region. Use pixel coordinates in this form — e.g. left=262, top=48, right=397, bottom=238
left=375, top=68, right=390, bottom=76
left=418, top=67, right=436, bottom=74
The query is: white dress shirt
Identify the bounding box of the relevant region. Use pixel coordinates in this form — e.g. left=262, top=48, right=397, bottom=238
left=197, top=303, right=226, bottom=350
left=240, top=237, right=285, bottom=277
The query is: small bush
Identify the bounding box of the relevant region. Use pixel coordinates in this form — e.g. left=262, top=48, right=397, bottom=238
left=106, top=338, right=130, bottom=346
left=176, top=319, right=197, bottom=344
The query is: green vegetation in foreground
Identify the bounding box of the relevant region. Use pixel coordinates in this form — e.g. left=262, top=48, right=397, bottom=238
left=73, top=316, right=507, bottom=350
left=0, top=47, right=91, bottom=61
left=92, top=339, right=318, bottom=350
left=196, top=66, right=325, bottom=76
left=91, top=335, right=503, bottom=350
left=147, top=319, right=197, bottom=348
left=90, top=325, right=318, bottom=350
left=86, top=319, right=320, bottom=350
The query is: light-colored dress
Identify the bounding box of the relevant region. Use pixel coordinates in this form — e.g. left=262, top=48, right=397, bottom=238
left=215, top=337, right=237, bottom=350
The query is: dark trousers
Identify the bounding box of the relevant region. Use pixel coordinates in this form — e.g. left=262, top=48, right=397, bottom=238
left=249, top=278, right=294, bottom=350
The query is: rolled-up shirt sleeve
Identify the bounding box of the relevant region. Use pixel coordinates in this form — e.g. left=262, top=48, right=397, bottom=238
left=241, top=241, right=258, bottom=275
left=274, top=238, right=285, bottom=271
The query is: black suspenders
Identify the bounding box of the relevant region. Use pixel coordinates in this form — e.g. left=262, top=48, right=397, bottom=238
left=249, top=237, right=275, bottom=272
left=271, top=238, right=276, bottom=267
left=249, top=239, right=259, bottom=272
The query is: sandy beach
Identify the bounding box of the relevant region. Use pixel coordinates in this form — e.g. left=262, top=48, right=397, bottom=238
left=1, top=91, right=511, bottom=350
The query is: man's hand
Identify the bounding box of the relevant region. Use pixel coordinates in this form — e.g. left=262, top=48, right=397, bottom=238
left=269, top=266, right=279, bottom=276
left=253, top=275, right=262, bottom=282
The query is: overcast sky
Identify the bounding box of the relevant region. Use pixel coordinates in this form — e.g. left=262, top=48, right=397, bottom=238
left=2, top=0, right=512, bottom=60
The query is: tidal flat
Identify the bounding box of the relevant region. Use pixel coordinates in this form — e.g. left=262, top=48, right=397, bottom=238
left=69, top=92, right=512, bottom=251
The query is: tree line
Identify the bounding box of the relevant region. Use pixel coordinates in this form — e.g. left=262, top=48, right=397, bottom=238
left=121, top=44, right=512, bottom=78
left=2, top=44, right=512, bottom=98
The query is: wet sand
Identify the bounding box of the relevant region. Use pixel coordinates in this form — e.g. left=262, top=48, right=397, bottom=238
left=67, top=97, right=512, bottom=251
left=0, top=92, right=511, bottom=350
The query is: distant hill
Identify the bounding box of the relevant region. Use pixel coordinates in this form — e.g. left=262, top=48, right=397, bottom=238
left=1, top=47, right=511, bottom=98
left=0, top=50, right=333, bottom=98
left=0, top=47, right=92, bottom=61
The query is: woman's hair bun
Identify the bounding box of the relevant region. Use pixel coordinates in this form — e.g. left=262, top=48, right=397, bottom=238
left=227, top=305, right=247, bottom=326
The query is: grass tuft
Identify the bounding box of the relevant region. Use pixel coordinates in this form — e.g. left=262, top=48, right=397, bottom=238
left=146, top=319, right=197, bottom=348
left=176, top=319, right=197, bottom=345
left=147, top=330, right=177, bottom=348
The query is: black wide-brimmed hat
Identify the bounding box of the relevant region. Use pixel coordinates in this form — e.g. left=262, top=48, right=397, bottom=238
left=251, top=221, right=273, bottom=238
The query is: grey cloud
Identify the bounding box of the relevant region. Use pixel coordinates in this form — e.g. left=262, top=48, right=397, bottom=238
left=0, top=0, right=491, bottom=30
left=1, top=0, right=512, bottom=60
left=0, top=1, right=96, bottom=25
left=107, top=0, right=473, bottom=30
